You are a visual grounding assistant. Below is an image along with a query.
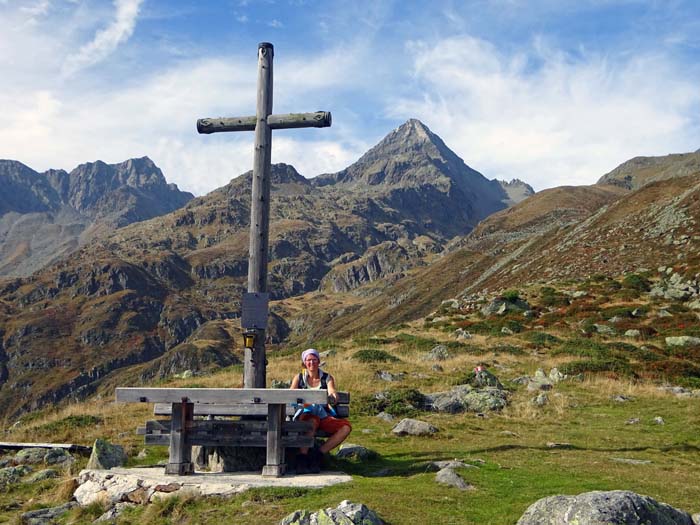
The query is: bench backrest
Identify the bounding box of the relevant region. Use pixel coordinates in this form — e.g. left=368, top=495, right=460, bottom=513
left=152, top=391, right=350, bottom=418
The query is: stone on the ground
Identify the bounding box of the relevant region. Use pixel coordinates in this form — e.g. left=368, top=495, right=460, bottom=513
left=425, top=344, right=450, bottom=361
left=27, top=468, right=59, bottom=482
left=516, top=490, right=694, bottom=525
left=376, top=411, right=395, bottom=422
left=424, top=385, right=508, bottom=413
left=473, top=368, right=503, bottom=388
left=625, top=329, right=641, bottom=338
left=481, top=297, right=530, bottom=316
left=21, top=502, right=77, bottom=525
left=423, top=460, right=477, bottom=472
left=666, top=336, right=700, bottom=347
left=549, top=368, right=565, bottom=383
left=44, top=448, right=74, bottom=465
left=375, top=370, right=404, bottom=382
left=532, top=393, right=549, bottom=406
left=654, top=416, right=665, bottom=425
left=335, top=443, right=378, bottom=461
left=454, top=328, right=472, bottom=340
left=280, top=500, right=384, bottom=525
left=95, top=502, right=135, bottom=522
left=86, top=439, right=127, bottom=470
left=14, top=448, right=50, bottom=465
left=0, top=465, right=32, bottom=486
left=435, top=467, right=473, bottom=490
left=392, top=418, right=438, bottom=436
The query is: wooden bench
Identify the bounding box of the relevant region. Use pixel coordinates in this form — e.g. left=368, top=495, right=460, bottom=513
left=116, top=387, right=349, bottom=477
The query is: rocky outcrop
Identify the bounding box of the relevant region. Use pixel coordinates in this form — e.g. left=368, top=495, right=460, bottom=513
left=517, top=490, right=696, bottom=525
left=0, top=157, right=193, bottom=278
left=280, top=500, right=384, bottom=525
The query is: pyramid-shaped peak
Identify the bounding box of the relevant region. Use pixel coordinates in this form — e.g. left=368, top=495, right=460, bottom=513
left=393, top=119, right=434, bottom=142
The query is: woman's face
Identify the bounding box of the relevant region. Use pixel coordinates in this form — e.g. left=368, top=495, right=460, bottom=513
left=304, top=356, right=319, bottom=370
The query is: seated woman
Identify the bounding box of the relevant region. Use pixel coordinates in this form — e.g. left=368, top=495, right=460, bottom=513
left=291, top=348, right=352, bottom=472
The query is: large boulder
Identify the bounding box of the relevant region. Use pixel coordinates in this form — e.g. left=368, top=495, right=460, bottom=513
left=86, top=439, right=127, bottom=470
left=424, top=385, right=508, bottom=413
left=517, top=490, right=695, bottom=525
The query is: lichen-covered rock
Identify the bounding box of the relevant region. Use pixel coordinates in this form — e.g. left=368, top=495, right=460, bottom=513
left=44, top=448, right=74, bottom=465
left=666, top=336, right=700, bottom=347
left=424, top=385, right=508, bottom=413
left=516, top=490, right=694, bottom=525
left=86, top=439, right=127, bottom=470
left=0, top=465, right=32, bottom=486
left=14, top=448, right=50, bottom=465
left=21, top=502, right=77, bottom=525
left=27, top=468, right=60, bottom=482
left=280, top=500, right=384, bottom=525
left=392, top=418, right=438, bottom=436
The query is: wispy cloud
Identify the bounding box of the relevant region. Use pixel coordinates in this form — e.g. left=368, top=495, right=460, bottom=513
left=61, top=0, right=143, bottom=77
left=268, top=19, right=283, bottom=28
left=390, top=35, right=700, bottom=189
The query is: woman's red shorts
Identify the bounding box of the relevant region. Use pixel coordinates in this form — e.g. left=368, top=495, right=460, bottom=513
left=300, top=414, right=352, bottom=434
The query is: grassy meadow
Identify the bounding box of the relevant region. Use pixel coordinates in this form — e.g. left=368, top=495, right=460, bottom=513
left=2, top=276, right=700, bottom=524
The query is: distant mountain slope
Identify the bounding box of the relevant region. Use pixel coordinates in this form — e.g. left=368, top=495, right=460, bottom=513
left=303, top=171, right=700, bottom=340
left=0, top=157, right=193, bottom=277
left=0, top=119, right=525, bottom=417
left=597, top=150, right=700, bottom=190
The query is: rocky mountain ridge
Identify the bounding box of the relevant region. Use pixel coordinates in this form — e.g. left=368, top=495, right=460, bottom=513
left=0, top=157, right=193, bottom=277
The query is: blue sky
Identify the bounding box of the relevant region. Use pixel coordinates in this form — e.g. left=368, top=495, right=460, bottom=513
left=1, top=0, right=699, bottom=195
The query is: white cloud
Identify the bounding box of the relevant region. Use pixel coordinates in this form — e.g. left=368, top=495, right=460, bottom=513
left=390, top=35, right=700, bottom=189
left=61, top=0, right=143, bottom=77
left=268, top=19, right=283, bottom=28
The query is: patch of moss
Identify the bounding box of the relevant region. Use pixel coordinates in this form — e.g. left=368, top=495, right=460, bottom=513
left=353, top=349, right=400, bottom=363
left=355, top=388, right=424, bottom=416
left=523, top=331, right=561, bottom=348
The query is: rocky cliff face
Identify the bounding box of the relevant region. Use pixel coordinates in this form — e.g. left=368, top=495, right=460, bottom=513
left=0, top=157, right=193, bottom=277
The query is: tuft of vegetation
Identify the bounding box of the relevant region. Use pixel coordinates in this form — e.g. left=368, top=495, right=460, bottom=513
left=523, top=331, right=561, bottom=348
left=559, top=358, right=634, bottom=377
left=501, top=289, right=521, bottom=302
left=539, top=286, right=570, bottom=307
left=355, top=388, right=424, bottom=416
left=622, top=273, right=652, bottom=292
left=353, top=349, right=400, bottom=363
left=36, top=415, right=103, bottom=434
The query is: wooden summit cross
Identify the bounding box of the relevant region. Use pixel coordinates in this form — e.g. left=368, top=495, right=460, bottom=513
left=197, top=42, right=331, bottom=389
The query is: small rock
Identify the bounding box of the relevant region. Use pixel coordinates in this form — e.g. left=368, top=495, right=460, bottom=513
left=626, top=417, right=641, bottom=425
left=376, top=412, right=395, bottom=423
left=657, top=309, right=673, bottom=318
left=44, top=448, right=74, bottom=465
left=611, top=458, right=652, bottom=465
left=180, top=370, right=193, bottom=379
left=546, top=442, right=572, bottom=449
left=501, top=326, right=514, bottom=335
left=435, top=467, right=474, bottom=490
left=335, top=444, right=377, bottom=461
left=624, top=329, right=641, bottom=338
left=666, top=336, right=700, bottom=347
left=653, top=416, right=665, bottom=425
left=424, top=460, right=476, bottom=472
left=95, top=502, right=135, bottom=522
left=593, top=323, right=616, bottom=335
left=548, top=368, right=565, bottom=383
left=611, top=394, right=634, bottom=403
left=14, top=448, right=49, bottom=465
left=27, top=469, right=59, bottom=482
left=21, top=502, right=77, bottom=525
left=454, top=328, right=472, bottom=340
left=431, top=364, right=443, bottom=372
left=392, top=418, right=438, bottom=436
left=425, top=345, right=450, bottom=361
left=532, top=393, right=549, bottom=406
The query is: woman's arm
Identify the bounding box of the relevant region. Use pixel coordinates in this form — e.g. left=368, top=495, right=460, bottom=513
left=327, top=374, right=338, bottom=404
left=291, top=373, right=300, bottom=389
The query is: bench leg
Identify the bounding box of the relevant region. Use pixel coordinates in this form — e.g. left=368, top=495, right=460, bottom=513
left=262, top=403, right=285, bottom=477
left=165, top=401, right=194, bottom=475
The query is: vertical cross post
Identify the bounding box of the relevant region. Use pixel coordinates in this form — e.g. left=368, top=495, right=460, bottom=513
left=196, top=43, right=331, bottom=393
left=246, top=42, right=274, bottom=389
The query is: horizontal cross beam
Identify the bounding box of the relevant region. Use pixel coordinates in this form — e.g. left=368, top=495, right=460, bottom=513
left=197, top=111, right=332, bottom=134
left=115, top=387, right=329, bottom=405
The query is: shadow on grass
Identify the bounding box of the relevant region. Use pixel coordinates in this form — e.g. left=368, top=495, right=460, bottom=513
left=330, top=442, right=700, bottom=478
